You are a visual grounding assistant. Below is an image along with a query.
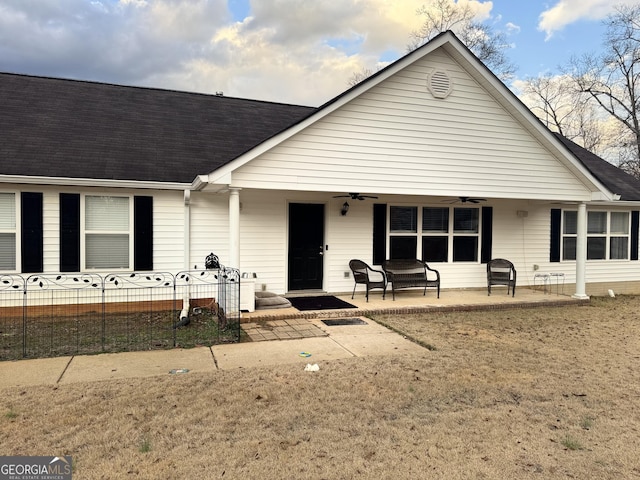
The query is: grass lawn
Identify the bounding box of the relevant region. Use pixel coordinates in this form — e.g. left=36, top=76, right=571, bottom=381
left=2, top=296, right=640, bottom=478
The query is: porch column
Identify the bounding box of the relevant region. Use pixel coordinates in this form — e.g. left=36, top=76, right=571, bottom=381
left=228, top=187, right=241, bottom=269
left=573, top=202, right=589, bottom=299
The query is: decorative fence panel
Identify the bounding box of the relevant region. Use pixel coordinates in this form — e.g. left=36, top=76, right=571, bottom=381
left=0, top=268, right=240, bottom=360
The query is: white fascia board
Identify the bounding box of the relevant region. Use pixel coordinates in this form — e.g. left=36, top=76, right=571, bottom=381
left=0, top=174, right=190, bottom=191
left=591, top=192, right=620, bottom=201
left=190, top=175, right=209, bottom=190
left=589, top=200, right=640, bottom=208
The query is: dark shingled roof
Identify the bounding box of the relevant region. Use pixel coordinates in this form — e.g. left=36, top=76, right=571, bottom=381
left=554, top=134, right=640, bottom=201
left=0, top=73, right=315, bottom=184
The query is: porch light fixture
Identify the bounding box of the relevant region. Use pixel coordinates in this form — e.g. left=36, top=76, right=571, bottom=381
left=341, top=201, right=350, bottom=216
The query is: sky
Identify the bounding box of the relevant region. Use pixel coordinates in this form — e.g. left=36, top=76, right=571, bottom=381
left=0, top=0, right=637, bottom=106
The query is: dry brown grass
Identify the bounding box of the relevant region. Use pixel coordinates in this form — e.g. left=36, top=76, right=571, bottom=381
left=2, top=295, right=640, bottom=479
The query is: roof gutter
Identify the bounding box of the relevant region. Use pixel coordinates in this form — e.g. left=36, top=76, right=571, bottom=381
left=0, top=174, right=190, bottom=191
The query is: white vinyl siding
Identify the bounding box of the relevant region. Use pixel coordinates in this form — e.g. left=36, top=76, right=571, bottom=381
left=232, top=49, right=593, bottom=202
left=0, top=192, right=16, bottom=270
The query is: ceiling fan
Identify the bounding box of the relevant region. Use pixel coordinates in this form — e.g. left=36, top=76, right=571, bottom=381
left=442, top=196, right=487, bottom=204
left=333, top=192, right=379, bottom=201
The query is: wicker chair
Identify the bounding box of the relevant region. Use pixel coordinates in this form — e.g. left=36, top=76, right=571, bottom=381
left=349, top=259, right=387, bottom=302
left=487, top=258, right=516, bottom=296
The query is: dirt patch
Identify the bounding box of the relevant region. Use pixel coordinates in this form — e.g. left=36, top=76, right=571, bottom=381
left=2, top=296, right=640, bottom=478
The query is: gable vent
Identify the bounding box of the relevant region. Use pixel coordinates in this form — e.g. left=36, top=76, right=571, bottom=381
left=428, top=70, right=452, bottom=99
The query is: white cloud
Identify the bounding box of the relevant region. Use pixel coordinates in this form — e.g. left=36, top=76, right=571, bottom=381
left=0, top=0, right=434, bottom=104
left=539, top=0, right=638, bottom=39
left=505, top=22, right=520, bottom=34
left=0, top=0, right=505, bottom=105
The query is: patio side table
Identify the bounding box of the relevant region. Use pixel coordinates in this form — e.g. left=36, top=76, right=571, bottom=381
left=549, top=273, right=565, bottom=295
left=534, top=273, right=550, bottom=294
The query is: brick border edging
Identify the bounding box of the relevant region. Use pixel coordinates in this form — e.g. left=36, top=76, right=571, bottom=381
left=242, top=298, right=590, bottom=323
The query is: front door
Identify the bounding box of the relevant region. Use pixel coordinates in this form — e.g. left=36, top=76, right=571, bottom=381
left=288, top=203, right=324, bottom=291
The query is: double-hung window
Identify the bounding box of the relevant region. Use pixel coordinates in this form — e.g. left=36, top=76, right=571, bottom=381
left=389, top=205, right=481, bottom=262
left=85, top=195, right=130, bottom=269
left=60, top=194, right=152, bottom=272
left=0, top=193, right=16, bottom=270
left=562, top=210, right=630, bottom=260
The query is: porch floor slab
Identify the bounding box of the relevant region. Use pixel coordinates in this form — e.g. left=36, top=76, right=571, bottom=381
left=241, top=286, right=583, bottom=322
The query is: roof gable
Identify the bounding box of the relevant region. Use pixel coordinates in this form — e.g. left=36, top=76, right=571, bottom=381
left=214, top=31, right=616, bottom=202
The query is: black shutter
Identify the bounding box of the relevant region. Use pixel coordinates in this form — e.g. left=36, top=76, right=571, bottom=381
left=134, top=196, right=153, bottom=271
left=480, top=206, right=493, bottom=263
left=60, top=193, right=80, bottom=272
left=632, top=211, right=639, bottom=261
left=372, top=203, right=387, bottom=265
left=550, top=208, right=562, bottom=262
left=21, top=192, right=44, bottom=273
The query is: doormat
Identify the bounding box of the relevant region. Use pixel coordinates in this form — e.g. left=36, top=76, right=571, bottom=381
left=288, top=295, right=357, bottom=311
left=322, top=318, right=368, bottom=326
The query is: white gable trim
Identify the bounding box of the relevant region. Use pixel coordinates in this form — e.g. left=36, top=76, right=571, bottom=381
left=208, top=31, right=614, bottom=201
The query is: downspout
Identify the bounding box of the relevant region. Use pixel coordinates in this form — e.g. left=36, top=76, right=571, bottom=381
left=573, top=202, right=589, bottom=300
left=180, top=189, right=192, bottom=322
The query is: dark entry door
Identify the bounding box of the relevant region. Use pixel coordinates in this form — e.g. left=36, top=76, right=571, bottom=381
left=288, top=203, right=324, bottom=291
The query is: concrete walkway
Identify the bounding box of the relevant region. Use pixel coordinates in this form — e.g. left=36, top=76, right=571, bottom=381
left=0, top=316, right=427, bottom=388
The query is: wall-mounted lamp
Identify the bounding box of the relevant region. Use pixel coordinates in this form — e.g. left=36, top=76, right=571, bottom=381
left=341, top=201, right=350, bottom=216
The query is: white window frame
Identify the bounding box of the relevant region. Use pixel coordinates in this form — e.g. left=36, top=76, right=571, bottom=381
left=0, top=192, right=18, bottom=272
left=81, top=194, right=133, bottom=271
left=561, top=210, right=631, bottom=261
left=389, top=204, right=482, bottom=262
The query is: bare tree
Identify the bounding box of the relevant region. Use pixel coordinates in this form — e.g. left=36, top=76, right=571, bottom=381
left=519, top=75, right=605, bottom=155
left=409, top=0, right=516, bottom=81
left=348, top=67, right=381, bottom=88
left=568, top=4, right=640, bottom=174
left=348, top=0, right=515, bottom=87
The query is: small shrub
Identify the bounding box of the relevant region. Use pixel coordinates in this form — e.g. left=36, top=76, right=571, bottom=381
left=139, top=436, right=152, bottom=453
left=580, top=416, right=594, bottom=430
left=561, top=435, right=583, bottom=451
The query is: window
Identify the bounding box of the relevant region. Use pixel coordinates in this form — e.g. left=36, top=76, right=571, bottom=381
left=0, top=193, right=16, bottom=270
left=389, top=205, right=481, bottom=262
left=389, top=206, right=418, bottom=259
left=562, top=210, right=630, bottom=260
left=85, top=196, right=130, bottom=269
left=452, top=208, right=479, bottom=262
left=60, top=194, right=152, bottom=272
left=422, top=207, right=448, bottom=262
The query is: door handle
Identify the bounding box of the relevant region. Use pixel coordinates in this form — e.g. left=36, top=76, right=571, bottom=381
left=319, top=246, right=324, bottom=256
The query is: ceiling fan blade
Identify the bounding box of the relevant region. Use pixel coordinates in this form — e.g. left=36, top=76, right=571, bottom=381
left=441, top=196, right=487, bottom=204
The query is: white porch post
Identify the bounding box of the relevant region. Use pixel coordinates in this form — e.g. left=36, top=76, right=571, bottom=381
left=573, top=202, right=589, bottom=299
left=228, top=187, right=241, bottom=269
